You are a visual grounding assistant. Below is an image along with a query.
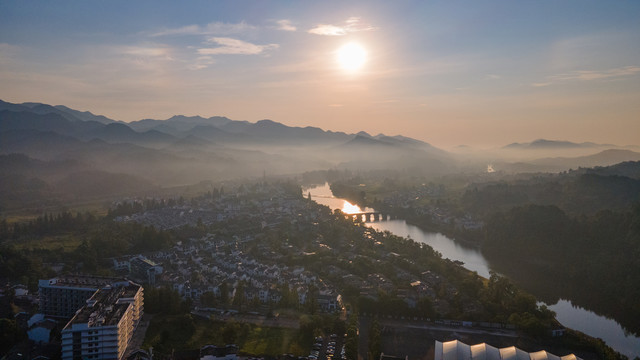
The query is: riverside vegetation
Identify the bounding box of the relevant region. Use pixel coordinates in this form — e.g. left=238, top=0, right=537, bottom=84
left=0, top=180, right=627, bottom=359
left=327, top=162, right=640, bottom=355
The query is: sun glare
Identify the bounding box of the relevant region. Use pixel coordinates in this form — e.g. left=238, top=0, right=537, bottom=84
left=336, top=42, right=367, bottom=72
left=341, top=201, right=362, bottom=214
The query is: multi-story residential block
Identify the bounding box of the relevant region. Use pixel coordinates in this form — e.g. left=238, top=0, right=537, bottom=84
left=129, top=256, right=163, bottom=285
left=39, top=275, right=129, bottom=319
left=61, top=282, right=143, bottom=360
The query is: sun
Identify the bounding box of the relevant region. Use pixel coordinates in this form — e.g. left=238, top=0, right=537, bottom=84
left=336, top=42, right=367, bottom=72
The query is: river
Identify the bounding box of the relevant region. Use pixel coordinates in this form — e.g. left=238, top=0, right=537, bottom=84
left=306, top=183, right=640, bottom=358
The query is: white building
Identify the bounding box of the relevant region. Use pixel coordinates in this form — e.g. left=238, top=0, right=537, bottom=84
left=61, top=283, right=143, bottom=360
left=434, top=340, right=582, bottom=360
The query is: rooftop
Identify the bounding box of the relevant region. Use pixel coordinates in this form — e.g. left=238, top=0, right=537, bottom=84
left=434, top=340, right=582, bottom=360
left=40, top=274, right=126, bottom=289
left=65, top=283, right=141, bottom=328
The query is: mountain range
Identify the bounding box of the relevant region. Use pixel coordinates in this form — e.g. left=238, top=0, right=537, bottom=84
left=2, top=99, right=640, bottom=211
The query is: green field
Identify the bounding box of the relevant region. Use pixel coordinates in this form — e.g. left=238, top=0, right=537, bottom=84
left=10, top=234, right=84, bottom=252
left=143, top=314, right=308, bottom=357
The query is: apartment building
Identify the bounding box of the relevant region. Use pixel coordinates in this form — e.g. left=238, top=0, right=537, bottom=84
left=39, top=275, right=129, bottom=319
left=61, top=282, right=143, bottom=360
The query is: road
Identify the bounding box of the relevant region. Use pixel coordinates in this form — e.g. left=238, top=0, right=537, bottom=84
left=124, top=314, right=153, bottom=358
left=378, top=318, right=517, bottom=338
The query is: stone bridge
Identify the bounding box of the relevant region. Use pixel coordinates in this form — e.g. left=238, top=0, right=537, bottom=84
left=346, top=211, right=395, bottom=222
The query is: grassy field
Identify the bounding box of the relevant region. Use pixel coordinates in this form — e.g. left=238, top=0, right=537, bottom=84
left=143, top=314, right=308, bottom=357
left=2, top=201, right=110, bottom=224
left=10, top=234, right=84, bottom=252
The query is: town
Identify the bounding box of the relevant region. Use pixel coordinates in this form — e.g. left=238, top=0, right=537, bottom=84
left=0, top=180, right=603, bottom=360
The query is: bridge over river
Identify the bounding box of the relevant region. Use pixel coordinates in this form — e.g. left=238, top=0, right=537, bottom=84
left=345, top=211, right=396, bottom=222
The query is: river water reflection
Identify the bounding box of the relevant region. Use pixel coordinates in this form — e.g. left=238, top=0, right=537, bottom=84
left=306, top=183, right=640, bottom=358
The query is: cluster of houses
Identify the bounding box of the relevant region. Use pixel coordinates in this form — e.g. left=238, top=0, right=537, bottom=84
left=115, top=182, right=316, bottom=231
left=110, top=183, right=349, bottom=312
left=115, top=237, right=343, bottom=312
left=111, top=182, right=472, bottom=316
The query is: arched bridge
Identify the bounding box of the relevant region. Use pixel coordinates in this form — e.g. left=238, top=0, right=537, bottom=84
left=345, top=211, right=395, bottom=222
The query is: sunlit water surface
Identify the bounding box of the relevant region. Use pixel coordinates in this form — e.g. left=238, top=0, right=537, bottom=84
left=306, top=183, right=640, bottom=358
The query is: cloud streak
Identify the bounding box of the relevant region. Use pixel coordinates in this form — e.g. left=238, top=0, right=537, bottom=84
left=121, top=46, right=173, bottom=59
left=198, top=37, right=279, bottom=55
left=308, top=17, right=376, bottom=36
left=151, top=22, right=256, bottom=37
left=533, top=66, right=640, bottom=86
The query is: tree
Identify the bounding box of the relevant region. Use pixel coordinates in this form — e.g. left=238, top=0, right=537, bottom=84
left=201, top=291, right=217, bottom=308
left=222, top=321, right=240, bottom=344
left=416, top=297, right=435, bottom=318
left=306, top=284, right=319, bottom=314
left=220, top=282, right=229, bottom=305
left=344, top=314, right=359, bottom=360
left=0, top=318, right=24, bottom=354
left=233, top=281, right=246, bottom=310
left=368, top=318, right=381, bottom=360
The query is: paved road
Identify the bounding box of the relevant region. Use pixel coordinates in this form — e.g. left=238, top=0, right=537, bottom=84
left=124, top=314, right=153, bottom=358
left=379, top=318, right=518, bottom=338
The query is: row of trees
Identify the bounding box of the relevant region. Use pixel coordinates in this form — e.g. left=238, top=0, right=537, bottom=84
left=0, top=211, right=99, bottom=240
left=0, top=209, right=176, bottom=289
left=144, top=287, right=192, bottom=315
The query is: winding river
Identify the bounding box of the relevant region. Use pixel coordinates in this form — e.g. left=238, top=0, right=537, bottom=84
left=306, top=183, right=640, bottom=358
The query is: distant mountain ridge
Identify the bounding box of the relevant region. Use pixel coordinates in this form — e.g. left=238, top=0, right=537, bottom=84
left=494, top=149, right=640, bottom=174
left=0, top=99, right=437, bottom=150
left=0, top=99, right=451, bottom=186
left=0, top=99, right=117, bottom=124
left=504, top=139, right=619, bottom=150
left=3, top=98, right=637, bottom=187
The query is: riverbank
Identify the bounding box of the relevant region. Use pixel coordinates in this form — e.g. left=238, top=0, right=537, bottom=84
left=308, top=183, right=638, bottom=359
left=327, top=187, right=482, bottom=249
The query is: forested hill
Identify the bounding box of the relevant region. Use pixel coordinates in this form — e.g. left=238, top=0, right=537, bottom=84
left=481, top=195, right=640, bottom=337
left=457, top=162, right=640, bottom=336
left=462, top=161, right=640, bottom=217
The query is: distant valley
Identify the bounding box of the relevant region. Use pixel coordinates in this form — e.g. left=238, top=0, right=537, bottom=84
left=2, top=99, right=640, bottom=213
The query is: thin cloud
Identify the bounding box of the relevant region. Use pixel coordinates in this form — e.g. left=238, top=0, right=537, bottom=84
left=198, top=37, right=278, bottom=55
left=187, top=56, right=215, bottom=70
left=308, top=17, right=376, bottom=36
left=0, top=42, right=20, bottom=55
left=0, top=43, right=21, bottom=65
left=533, top=66, right=640, bottom=86
left=309, top=25, right=347, bottom=36
left=122, top=46, right=173, bottom=59
left=276, top=20, right=297, bottom=32
left=151, top=22, right=255, bottom=37
left=559, top=66, right=640, bottom=81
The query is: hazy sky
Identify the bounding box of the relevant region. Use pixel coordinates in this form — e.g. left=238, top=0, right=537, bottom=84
left=1, top=1, right=639, bottom=149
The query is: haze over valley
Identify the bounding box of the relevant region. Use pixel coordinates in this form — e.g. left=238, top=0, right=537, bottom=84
left=2, top=99, right=640, bottom=213
left=2, top=2, right=640, bottom=360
